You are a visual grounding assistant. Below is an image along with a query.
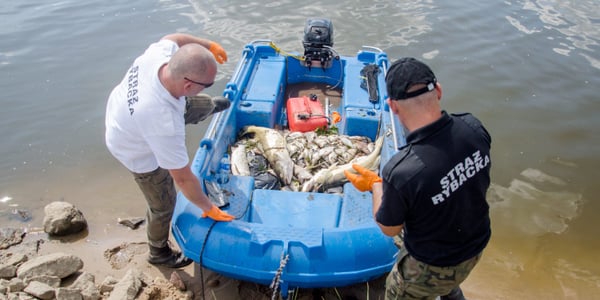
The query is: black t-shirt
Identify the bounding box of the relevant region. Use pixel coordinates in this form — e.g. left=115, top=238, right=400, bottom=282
left=377, top=111, right=491, bottom=266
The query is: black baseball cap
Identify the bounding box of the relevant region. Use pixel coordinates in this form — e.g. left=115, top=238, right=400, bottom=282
left=386, top=57, right=437, bottom=100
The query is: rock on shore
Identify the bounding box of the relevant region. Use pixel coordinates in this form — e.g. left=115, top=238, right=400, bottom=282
left=0, top=201, right=192, bottom=300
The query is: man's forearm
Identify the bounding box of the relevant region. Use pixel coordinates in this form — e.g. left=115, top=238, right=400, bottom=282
left=161, top=33, right=212, bottom=49
left=169, top=167, right=213, bottom=212
left=372, top=182, right=404, bottom=236
left=372, top=182, right=383, bottom=219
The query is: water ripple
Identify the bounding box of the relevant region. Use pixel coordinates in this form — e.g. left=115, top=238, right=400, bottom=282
left=488, top=168, right=583, bottom=236
left=183, top=0, right=434, bottom=56
left=507, top=0, right=599, bottom=67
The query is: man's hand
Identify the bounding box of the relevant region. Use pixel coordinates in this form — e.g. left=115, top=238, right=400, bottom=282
left=208, top=42, right=228, bottom=64
left=344, top=164, right=382, bottom=192
left=202, top=205, right=234, bottom=221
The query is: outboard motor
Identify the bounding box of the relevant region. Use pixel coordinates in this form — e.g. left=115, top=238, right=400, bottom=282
left=303, top=18, right=334, bottom=70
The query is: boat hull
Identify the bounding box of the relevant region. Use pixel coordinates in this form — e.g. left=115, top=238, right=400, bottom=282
left=172, top=40, right=406, bottom=289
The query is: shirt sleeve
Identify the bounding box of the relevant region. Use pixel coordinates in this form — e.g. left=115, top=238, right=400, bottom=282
left=376, top=180, right=408, bottom=227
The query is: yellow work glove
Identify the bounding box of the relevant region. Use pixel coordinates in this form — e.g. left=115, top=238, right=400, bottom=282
left=202, top=205, right=234, bottom=221
left=344, top=164, right=382, bottom=192
left=208, top=41, right=228, bottom=64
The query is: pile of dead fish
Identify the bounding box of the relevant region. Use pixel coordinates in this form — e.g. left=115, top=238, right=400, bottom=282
left=230, top=126, right=382, bottom=193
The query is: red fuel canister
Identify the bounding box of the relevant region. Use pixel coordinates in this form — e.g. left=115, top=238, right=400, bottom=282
left=287, top=95, right=328, bottom=132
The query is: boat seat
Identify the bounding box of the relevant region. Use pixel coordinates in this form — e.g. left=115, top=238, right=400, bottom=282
left=250, top=189, right=341, bottom=228
left=237, top=56, right=286, bottom=128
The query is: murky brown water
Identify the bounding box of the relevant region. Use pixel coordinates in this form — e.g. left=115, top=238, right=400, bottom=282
left=1, top=0, right=598, bottom=298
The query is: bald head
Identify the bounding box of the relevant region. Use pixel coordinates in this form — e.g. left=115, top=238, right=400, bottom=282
left=168, top=43, right=217, bottom=81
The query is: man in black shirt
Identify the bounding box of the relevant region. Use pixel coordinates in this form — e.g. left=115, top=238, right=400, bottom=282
left=345, top=57, right=491, bottom=300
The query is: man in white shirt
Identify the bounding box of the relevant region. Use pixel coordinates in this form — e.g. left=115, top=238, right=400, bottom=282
left=105, top=33, right=234, bottom=268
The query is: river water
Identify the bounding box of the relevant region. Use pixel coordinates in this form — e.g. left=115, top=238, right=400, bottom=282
left=1, top=0, right=598, bottom=298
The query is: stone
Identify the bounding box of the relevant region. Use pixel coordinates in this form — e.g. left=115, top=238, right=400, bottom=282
left=24, top=281, right=55, bottom=300
left=7, top=277, right=25, bottom=293
left=0, top=264, right=16, bottom=279
left=107, top=269, right=144, bottom=300
left=5, top=254, right=27, bottom=267
left=0, top=228, right=25, bottom=250
left=169, top=271, right=186, bottom=291
left=56, top=288, right=83, bottom=300
left=43, top=201, right=88, bottom=236
left=99, top=276, right=118, bottom=294
left=8, top=291, right=36, bottom=299
left=24, top=275, right=61, bottom=288
left=16, top=252, right=83, bottom=280
left=70, top=272, right=100, bottom=300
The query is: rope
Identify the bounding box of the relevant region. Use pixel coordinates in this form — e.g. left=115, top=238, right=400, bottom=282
left=199, top=220, right=217, bottom=300
left=199, top=189, right=253, bottom=299
left=270, top=252, right=290, bottom=300
left=269, top=41, right=305, bottom=61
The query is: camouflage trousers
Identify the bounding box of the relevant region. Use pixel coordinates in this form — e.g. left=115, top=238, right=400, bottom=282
left=385, top=246, right=482, bottom=300
left=132, top=167, right=176, bottom=249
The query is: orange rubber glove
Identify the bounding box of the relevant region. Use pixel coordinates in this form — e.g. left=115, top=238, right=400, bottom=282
left=331, top=111, right=341, bottom=124
left=208, top=41, right=228, bottom=64
left=202, top=204, right=234, bottom=221
left=344, top=164, right=382, bottom=192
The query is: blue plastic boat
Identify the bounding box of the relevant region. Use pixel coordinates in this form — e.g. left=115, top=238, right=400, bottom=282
left=172, top=19, right=406, bottom=296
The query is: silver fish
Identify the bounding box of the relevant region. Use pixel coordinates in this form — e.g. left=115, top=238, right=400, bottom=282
left=293, top=164, right=314, bottom=183
left=301, top=135, right=383, bottom=192
left=242, top=126, right=294, bottom=185
left=339, top=136, right=355, bottom=149
left=231, top=143, right=251, bottom=176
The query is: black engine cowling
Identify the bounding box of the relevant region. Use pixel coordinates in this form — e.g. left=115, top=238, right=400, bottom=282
left=303, top=18, right=334, bottom=69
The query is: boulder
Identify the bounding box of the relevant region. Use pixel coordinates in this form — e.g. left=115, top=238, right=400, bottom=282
left=17, top=252, right=83, bottom=280
left=43, top=201, right=87, bottom=236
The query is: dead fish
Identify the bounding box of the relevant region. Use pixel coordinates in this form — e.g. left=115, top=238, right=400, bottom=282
left=242, top=126, right=294, bottom=185
left=340, top=148, right=358, bottom=162
left=286, top=140, right=306, bottom=158
left=285, top=131, right=304, bottom=141
left=231, top=143, right=251, bottom=176
left=301, top=135, right=384, bottom=192
left=293, top=164, right=314, bottom=183
left=304, top=131, right=317, bottom=144
left=339, top=136, right=355, bottom=149
left=313, top=135, right=329, bottom=148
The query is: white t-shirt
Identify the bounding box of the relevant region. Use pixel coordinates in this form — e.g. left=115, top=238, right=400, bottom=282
left=105, top=39, right=189, bottom=173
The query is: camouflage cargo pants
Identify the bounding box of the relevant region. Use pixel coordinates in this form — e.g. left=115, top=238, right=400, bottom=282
left=385, top=246, right=482, bottom=300
left=132, top=167, right=176, bottom=249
